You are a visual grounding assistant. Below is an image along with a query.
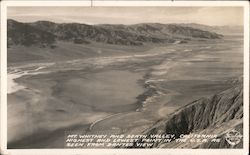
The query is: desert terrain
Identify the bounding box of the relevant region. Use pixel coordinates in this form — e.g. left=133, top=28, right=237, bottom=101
left=7, top=20, right=243, bottom=148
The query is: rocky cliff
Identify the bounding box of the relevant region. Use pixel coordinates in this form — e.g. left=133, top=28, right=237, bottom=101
left=134, top=82, right=243, bottom=148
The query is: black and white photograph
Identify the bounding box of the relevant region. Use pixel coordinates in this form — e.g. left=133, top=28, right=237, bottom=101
left=0, top=1, right=249, bottom=155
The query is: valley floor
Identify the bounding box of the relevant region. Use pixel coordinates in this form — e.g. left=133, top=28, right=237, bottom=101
left=7, top=36, right=243, bottom=148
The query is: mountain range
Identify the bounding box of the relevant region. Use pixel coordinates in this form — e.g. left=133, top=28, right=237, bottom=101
left=7, top=19, right=223, bottom=47
left=179, top=23, right=243, bottom=35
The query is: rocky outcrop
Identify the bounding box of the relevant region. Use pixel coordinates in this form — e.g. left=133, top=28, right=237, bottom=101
left=133, top=82, right=243, bottom=148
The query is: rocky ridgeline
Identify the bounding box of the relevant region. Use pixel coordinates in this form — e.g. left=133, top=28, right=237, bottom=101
left=133, top=81, right=243, bottom=148
left=7, top=19, right=223, bottom=47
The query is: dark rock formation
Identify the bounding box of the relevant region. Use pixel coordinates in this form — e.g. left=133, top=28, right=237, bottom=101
left=133, top=82, right=243, bottom=148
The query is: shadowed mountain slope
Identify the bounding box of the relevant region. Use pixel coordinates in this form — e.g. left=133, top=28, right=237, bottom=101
left=7, top=19, right=56, bottom=47
left=132, top=82, right=243, bottom=148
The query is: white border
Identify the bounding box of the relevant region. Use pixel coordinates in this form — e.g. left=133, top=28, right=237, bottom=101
left=0, top=1, right=249, bottom=155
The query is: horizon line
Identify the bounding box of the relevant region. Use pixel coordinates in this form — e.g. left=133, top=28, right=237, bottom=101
left=7, top=18, right=243, bottom=27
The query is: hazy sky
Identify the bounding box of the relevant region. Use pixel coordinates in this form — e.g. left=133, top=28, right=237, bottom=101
left=8, top=7, right=243, bottom=26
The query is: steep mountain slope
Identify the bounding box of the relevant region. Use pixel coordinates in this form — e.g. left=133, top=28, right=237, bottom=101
left=7, top=19, right=223, bottom=47
left=7, top=19, right=56, bottom=47
left=133, top=82, right=243, bottom=148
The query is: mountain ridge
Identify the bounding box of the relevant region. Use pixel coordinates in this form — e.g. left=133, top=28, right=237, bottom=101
left=179, top=23, right=243, bottom=35
left=131, top=81, right=243, bottom=148
left=7, top=19, right=223, bottom=47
